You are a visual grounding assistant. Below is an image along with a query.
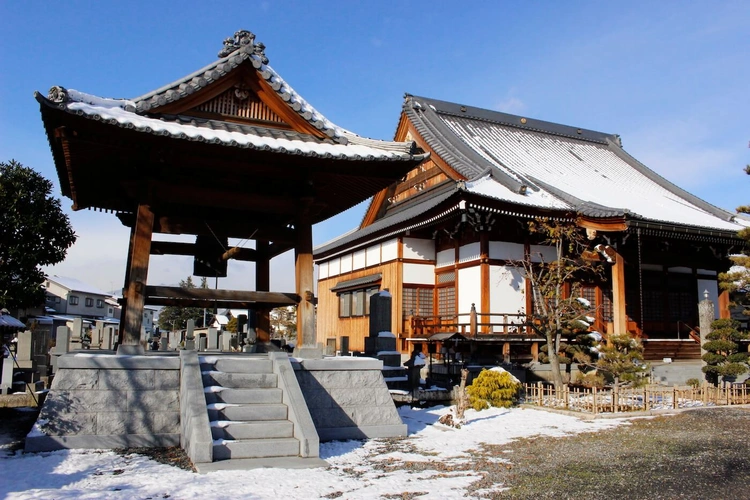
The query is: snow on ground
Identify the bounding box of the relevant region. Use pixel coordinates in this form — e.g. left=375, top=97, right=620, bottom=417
left=0, top=406, right=630, bottom=499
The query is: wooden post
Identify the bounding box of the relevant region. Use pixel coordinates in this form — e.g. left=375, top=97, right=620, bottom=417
left=673, top=385, right=678, bottom=409
left=294, top=206, right=319, bottom=358
left=531, top=342, right=539, bottom=362
left=256, top=241, right=271, bottom=344
left=480, top=231, right=490, bottom=333
left=119, top=204, right=153, bottom=354
left=470, top=303, right=477, bottom=337
left=613, top=377, right=619, bottom=413
left=592, top=385, right=598, bottom=415
left=611, top=247, right=627, bottom=339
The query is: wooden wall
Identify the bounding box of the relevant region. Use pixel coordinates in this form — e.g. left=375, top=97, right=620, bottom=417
left=316, top=260, right=402, bottom=352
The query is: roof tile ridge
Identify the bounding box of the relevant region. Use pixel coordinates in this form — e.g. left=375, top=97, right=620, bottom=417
left=605, top=138, right=736, bottom=222
left=405, top=96, right=526, bottom=193
left=414, top=95, right=616, bottom=145
left=45, top=87, right=137, bottom=111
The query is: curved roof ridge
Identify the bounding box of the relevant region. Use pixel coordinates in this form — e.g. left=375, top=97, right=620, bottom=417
left=411, top=95, right=619, bottom=145
left=404, top=95, right=525, bottom=193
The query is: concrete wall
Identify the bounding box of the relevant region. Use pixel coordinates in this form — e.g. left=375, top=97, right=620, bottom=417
left=25, top=353, right=180, bottom=452
left=294, top=357, right=406, bottom=441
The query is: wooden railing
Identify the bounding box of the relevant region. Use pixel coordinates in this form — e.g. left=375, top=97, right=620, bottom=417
left=677, top=321, right=701, bottom=343
left=522, top=382, right=750, bottom=414
left=404, top=307, right=536, bottom=339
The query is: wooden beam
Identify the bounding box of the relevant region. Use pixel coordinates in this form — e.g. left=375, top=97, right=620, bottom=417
left=149, top=241, right=259, bottom=262
left=256, top=241, right=271, bottom=343
left=145, top=286, right=299, bottom=306
left=121, top=204, right=154, bottom=348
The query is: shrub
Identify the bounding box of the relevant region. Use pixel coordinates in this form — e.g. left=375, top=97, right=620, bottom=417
left=466, top=368, right=520, bottom=411
left=574, top=371, right=605, bottom=388
left=686, top=378, right=702, bottom=388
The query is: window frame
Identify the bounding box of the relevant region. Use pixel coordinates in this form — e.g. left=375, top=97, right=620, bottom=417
left=338, top=286, right=380, bottom=318
left=69, top=295, right=79, bottom=306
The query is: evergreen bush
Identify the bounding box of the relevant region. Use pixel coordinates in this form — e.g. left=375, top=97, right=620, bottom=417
left=466, top=368, right=521, bottom=411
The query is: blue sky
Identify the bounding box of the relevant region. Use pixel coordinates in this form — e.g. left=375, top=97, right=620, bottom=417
left=1, top=1, right=748, bottom=294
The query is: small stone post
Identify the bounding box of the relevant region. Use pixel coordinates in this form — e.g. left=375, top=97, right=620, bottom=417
left=698, top=290, right=714, bottom=367
left=185, top=319, right=196, bottom=350
left=221, top=331, right=232, bottom=352
left=207, top=328, right=218, bottom=350
left=1, top=346, right=14, bottom=394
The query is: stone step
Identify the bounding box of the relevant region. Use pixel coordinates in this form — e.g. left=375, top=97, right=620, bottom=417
left=202, top=371, right=277, bottom=389
left=211, top=420, right=294, bottom=440
left=208, top=403, right=288, bottom=421
left=213, top=437, right=300, bottom=461
left=200, top=358, right=273, bottom=374
left=205, top=387, right=283, bottom=405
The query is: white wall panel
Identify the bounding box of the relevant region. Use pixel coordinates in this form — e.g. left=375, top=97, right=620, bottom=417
left=458, top=266, right=481, bottom=324
left=328, top=257, right=340, bottom=277
left=352, top=249, right=366, bottom=270
left=490, top=265, right=526, bottom=331
left=381, top=239, right=398, bottom=262
left=489, top=241, right=524, bottom=261
left=436, top=249, right=455, bottom=268
left=403, top=263, right=435, bottom=285
left=459, top=242, right=481, bottom=264
left=340, top=253, right=352, bottom=273
left=318, top=261, right=329, bottom=279
left=365, top=245, right=381, bottom=267
left=403, top=237, right=435, bottom=260
left=529, top=244, right=557, bottom=263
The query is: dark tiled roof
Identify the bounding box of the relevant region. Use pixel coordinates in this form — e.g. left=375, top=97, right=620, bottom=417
left=330, top=273, right=383, bottom=292
left=401, top=94, right=740, bottom=232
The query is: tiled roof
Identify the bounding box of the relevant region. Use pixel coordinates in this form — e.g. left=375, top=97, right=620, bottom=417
left=405, top=95, right=741, bottom=233
left=36, top=90, right=423, bottom=161
left=330, top=273, right=383, bottom=292
left=133, top=30, right=348, bottom=144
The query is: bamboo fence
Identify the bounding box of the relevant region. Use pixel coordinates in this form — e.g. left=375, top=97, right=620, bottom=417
left=522, top=382, right=750, bottom=414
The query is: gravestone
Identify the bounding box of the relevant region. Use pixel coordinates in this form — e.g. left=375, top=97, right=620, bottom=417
left=160, top=331, right=169, bottom=351
left=198, top=336, right=207, bottom=351
left=221, top=331, right=232, bottom=352
left=207, top=328, right=218, bottom=350
left=185, top=320, right=196, bottom=350
left=1, top=349, right=13, bottom=394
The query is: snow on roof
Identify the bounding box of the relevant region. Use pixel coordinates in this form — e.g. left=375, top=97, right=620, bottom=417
left=442, top=115, right=740, bottom=231
left=47, top=275, right=112, bottom=297
left=54, top=96, right=415, bottom=161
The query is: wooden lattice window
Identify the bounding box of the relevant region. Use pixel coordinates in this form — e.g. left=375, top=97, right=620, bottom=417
left=194, top=87, right=285, bottom=124
left=402, top=287, right=434, bottom=317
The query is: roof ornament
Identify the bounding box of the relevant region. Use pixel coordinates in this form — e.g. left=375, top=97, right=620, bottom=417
left=48, top=86, right=69, bottom=103
left=218, top=30, right=269, bottom=64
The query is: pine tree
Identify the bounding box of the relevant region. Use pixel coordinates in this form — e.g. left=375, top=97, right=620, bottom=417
left=719, top=163, right=750, bottom=316
left=156, top=276, right=206, bottom=331
left=701, top=318, right=749, bottom=385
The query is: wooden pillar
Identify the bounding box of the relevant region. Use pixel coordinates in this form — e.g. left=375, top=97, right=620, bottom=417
left=256, top=241, right=271, bottom=344
left=531, top=341, right=539, bottom=362
left=119, top=204, right=154, bottom=354
left=480, top=230, right=490, bottom=333
left=118, top=222, right=137, bottom=346
left=718, top=289, right=730, bottom=319
left=294, top=206, right=319, bottom=358
left=611, top=247, right=627, bottom=338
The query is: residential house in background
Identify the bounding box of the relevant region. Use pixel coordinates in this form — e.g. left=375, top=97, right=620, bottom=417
left=314, top=95, right=747, bottom=363
left=44, top=276, right=115, bottom=320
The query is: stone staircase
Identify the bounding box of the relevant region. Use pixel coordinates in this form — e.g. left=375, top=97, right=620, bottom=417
left=200, top=355, right=300, bottom=462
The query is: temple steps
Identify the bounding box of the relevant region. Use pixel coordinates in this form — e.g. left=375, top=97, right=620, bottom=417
left=201, top=356, right=300, bottom=462
left=642, top=340, right=702, bottom=361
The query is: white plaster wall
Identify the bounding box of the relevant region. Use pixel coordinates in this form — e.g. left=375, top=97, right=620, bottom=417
left=436, top=249, right=455, bottom=268
left=340, top=253, right=352, bottom=274
left=489, top=241, right=525, bottom=261
left=328, top=257, right=340, bottom=277
left=458, top=266, right=481, bottom=324
left=403, top=263, right=435, bottom=285
left=403, top=238, right=435, bottom=260
left=458, top=242, right=481, bottom=264
left=366, top=245, right=381, bottom=267
left=697, top=279, right=720, bottom=319
left=352, top=249, right=366, bottom=270
left=318, top=261, right=329, bottom=279
left=381, top=239, right=398, bottom=262
left=529, top=244, right=557, bottom=263
left=490, top=265, right=526, bottom=331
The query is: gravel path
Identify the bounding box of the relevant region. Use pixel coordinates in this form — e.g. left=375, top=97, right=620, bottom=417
left=488, top=407, right=750, bottom=499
